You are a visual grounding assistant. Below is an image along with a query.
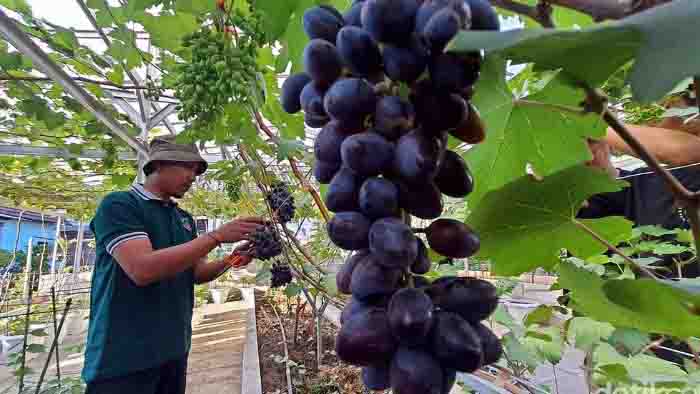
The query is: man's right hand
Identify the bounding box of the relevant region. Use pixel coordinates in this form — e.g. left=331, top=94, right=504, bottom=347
left=210, top=217, right=265, bottom=243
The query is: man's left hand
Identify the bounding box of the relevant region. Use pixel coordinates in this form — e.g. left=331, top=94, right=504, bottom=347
left=226, top=242, right=253, bottom=269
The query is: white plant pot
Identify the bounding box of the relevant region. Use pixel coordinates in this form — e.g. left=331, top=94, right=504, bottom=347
left=502, top=299, right=539, bottom=324
left=209, top=289, right=227, bottom=305
left=0, top=335, right=24, bottom=355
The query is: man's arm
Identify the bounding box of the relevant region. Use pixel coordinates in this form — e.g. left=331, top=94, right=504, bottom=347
left=604, top=124, right=700, bottom=166
left=193, top=244, right=253, bottom=284
left=111, top=219, right=261, bottom=287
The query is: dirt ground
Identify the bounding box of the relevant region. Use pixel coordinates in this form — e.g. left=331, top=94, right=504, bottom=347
left=254, top=290, right=363, bottom=394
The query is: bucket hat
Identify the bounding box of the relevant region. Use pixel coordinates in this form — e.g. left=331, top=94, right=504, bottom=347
left=142, top=135, right=208, bottom=176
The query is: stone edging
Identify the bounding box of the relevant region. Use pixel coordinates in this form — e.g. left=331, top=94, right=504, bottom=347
left=241, top=288, right=262, bottom=394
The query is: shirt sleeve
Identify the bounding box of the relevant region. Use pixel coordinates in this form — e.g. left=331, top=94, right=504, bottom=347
left=92, top=193, right=149, bottom=255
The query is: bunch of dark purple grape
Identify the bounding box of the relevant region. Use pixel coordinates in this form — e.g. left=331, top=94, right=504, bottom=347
left=250, top=225, right=283, bottom=260
left=266, top=182, right=295, bottom=224
left=278, top=0, right=501, bottom=392
left=270, top=261, right=294, bottom=288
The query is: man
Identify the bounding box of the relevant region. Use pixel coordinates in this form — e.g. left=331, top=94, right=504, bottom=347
left=580, top=123, right=700, bottom=231
left=82, top=136, right=263, bottom=394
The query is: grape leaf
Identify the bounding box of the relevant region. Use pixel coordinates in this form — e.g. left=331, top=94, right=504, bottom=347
left=566, top=317, right=615, bottom=352
left=523, top=305, right=553, bottom=327
left=277, top=0, right=314, bottom=73
left=467, top=55, right=606, bottom=207
left=0, top=0, right=31, bottom=14
left=448, top=25, right=640, bottom=88
left=136, top=13, right=199, bottom=53
left=256, top=0, right=301, bottom=43
left=608, top=328, right=649, bottom=355
left=559, top=262, right=700, bottom=338
left=631, top=225, right=679, bottom=238
left=450, top=0, right=700, bottom=102
left=468, top=165, right=633, bottom=276
left=602, top=278, right=700, bottom=337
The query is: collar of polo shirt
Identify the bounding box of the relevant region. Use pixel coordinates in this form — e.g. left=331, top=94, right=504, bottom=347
left=130, top=183, right=178, bottom=205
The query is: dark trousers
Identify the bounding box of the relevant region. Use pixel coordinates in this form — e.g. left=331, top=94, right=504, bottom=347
left=86, top=356, right=188, bottom=394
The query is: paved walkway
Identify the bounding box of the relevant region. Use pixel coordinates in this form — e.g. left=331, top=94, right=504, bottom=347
left=0, top=299, right=252, bottom=394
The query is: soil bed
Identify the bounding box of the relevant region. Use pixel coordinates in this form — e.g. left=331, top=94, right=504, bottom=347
left=254, top=290, right=362, bottom=394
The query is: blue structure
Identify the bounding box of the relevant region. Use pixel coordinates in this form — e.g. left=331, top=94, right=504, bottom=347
left=0, top=207, right=60, bottom=252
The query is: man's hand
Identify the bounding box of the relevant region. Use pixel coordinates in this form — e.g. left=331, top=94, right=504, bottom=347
left=210, top=217, right=264, bottom=244
left=227, top=242, right=254, bottom=269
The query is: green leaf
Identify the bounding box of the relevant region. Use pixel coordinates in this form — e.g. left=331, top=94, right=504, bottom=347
left=560, top=261, right=700, bottom=338
left=451, top=0, right=700, bottom=103
left=277, top=138, right=305, bottom=160
left=653, top=243, right=690, bottom=255
left=501, top=333, right=539, bottom=370
left=175, top=0, right=213, bottom=13
left=107, top=65, right=125, bottom=86
left=608, top=328, right=649, bottom=355
left=631, top=225, right=679, bottom=238
left=468, top=165, right=633, bottom=276
left=566, top=317, right=615, bottom=352
left=448, top=26, right=640, bottom=89
left=323, top=272, right=338, bottom=297
left=262, top=73, right=305, bottom=140
left=284, top=282, right=302, bottom=297
left=467, top=56, right=606, bottom=207
left=523, top=326, right=563, bottom=364
left=523, top=305, right=553, bottom=327
left=30, top=328, right=47, bottom=337
left=602, top=278, right=700, bottom=337
left=256, top=0, right=300, bottom=43
left=26, top=343, right=46, bottom=353
left=0, top=0, right=31, bottom=14
left=106, top=41, right=143, bottom=70
left=278, top=0, right=315, bottom=73
left=137, top=13, right=199, bottom=53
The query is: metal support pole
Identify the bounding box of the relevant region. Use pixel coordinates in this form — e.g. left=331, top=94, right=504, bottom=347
left=0, top=9, right=148, bottom=156
left=50, top=216, right=61, bottom=275
left=72, top=221, right=84, bottom=286
left=23, top=238, right=33, bottom=300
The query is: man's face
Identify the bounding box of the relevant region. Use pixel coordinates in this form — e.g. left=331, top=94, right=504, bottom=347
left=156, top=162, right=201, bottom=198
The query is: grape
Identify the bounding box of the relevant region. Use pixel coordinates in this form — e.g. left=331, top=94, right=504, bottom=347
left=423, top=7, right=462, bottom=53
left=326, top=166, right=363, bottom=212
left=451, top=101, right=486, bottom=144
left=395, top=179, right=444, bottom=219
left=359, top=177, right=400, bottom=220
left=432, top=277, right=498, bottom=323
left=412, top=238, right=431, bottom=274
left=351, top=255, right=402, bottom=301
left=388, top=288, right=434, bottom=345
left=303, top=39, right=343, bottom=86
left=362, top=364, right=391, bottom=390
left=300, top=80, right=327, bottom=118
left=266, top=182, right=295, bottom=223
left=393, top=129, right=444, bottom=184
left=340, top=132, right=394, bottom=176
left=270, top=261, right=294, bottom=288
left=390, top=347, right=443, bottom=394
left=416, top=0, right=470, bottom=32
left=251, top=225, right=283, bottom=260
left=313, top=159, right=340, bottom=184
left=327, top=211, right=371, bottom=250
left=412, top=82, right=468, bottom=134
left=429, top=53, right=480, bottom=92
left=344, top=2, right=364, bottom=27
left=434, top=150, right=473, bottom=198
left=473, top=322, right=503, bottom=365
left=336, top=307, right=398, bottom=366
left=341, top=295, right=390, bottom=325
left=382, top=41, right=428, bottom=83
left=464, top=0, right=500, bottom=31
left=319, top=4, right=346, bottom=22
left=314, top=121, right=347, bottom=163
left=336, top=250, right=369, bottom=294
left=303, top=6, right=345, bottom=43
left=426, top=218, right=480, bottom=258
left=430, top=310, right=483, bottom=372
left=324, top=78, right=377, bottom=126
left=369, top=217, right=418, bottom=267
left=361, top=0, right=420, bottom=45
left=280, top=73, right=311, bottom=113
left=305, top=112, right=330, bottom=128
left=336, top=26, right=382, bottom=77
left=375, top=96, right=415, bottom=140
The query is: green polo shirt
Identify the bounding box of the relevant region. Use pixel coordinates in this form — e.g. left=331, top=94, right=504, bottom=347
left=82, top=184, right=198, bottom=383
